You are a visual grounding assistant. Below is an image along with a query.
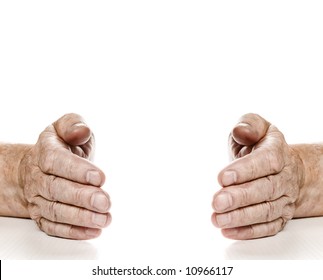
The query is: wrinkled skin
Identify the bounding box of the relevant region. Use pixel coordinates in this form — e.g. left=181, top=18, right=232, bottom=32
left=212, top=113, right=305, bottom=239
left=18, top=113, right=111, bottom=239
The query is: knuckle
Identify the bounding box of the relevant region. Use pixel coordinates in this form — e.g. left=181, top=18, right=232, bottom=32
left=237, top=207, right=252, bottom=225
left=28, top=203, right=41, bottom=221
left=39, top=218, right=71, bottom=238
left=74, top=188, right=86, bottom=204
left=38, top=148, right=57, bottom=174
left=46, top=201, right=59, bottom=222
left=238, top=187, right=249, bottom=207
left=264, top=175, right=276, bottom=200
left=245, top=225, right=255, bottom=238
left=266, top=149, right=284, bottom=173
left=271, top=128, right=285, bottom=144
left=68, top=225, right=77, bottom=238
left=67, top=206, right=86, bottom=226
left=45, top=175, right=59, bottom=201
left=265, top=201, right=276, bottom=222
left=75, top=207, right=84, bottom=222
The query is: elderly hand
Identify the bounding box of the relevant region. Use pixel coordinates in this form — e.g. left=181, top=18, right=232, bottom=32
left=18, top=113, right=111, bottom=239
left=212, top=113, right=304, bottom=239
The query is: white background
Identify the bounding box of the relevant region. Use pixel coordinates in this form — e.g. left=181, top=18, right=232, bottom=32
left=1, top=0, right=323, bottom=275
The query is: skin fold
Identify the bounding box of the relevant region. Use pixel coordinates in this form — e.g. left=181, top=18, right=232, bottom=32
left=2, top=112, right=322, bottom=241
left=212, top=113, right=323, bottom=239
left=0, top=113, right=111, bottom=240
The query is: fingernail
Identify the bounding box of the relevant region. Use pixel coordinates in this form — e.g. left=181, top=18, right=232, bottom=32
left=87, top=171, right=102, bottom=186
left=213, top=193, right=232, bottom=212
left=92, top=192, right=110, bottom=212
left=216, top=214, right=231, bottom=227
left=71, top=122, right=87, bottom=129
left=221, top=171, right=237, bottom=186
left=85, top=228, right=101, bottom=238
left=237, top=122, right=251, bottom=128
left=92, top=214, right=108, bottom=227
left=68, top=122, right=88, bottom=134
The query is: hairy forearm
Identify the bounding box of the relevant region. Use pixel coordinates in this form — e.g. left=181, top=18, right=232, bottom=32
left=0, top=143, right=31, bottom=218
left=293, top=143, right=323, bottom=218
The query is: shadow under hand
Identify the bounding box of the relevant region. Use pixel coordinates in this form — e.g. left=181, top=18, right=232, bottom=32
left=0, top=217, right=98, bottom=260
left=26, top=234, right=99, bottom=260
left=224, top=217, right=323, bottom=260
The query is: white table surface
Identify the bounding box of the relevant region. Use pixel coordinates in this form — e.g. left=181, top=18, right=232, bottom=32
left=1, top=216, right=323, bottom=260
left=2, top=0, right=323, bottom=267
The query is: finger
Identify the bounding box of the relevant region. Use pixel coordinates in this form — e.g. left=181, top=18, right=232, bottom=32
left=30, top=197, right=112, bottom=228
left=220, top=218, right=285, bottom=240
left=38, top=148, right=105, bottom=186
left=36, top=174, right=111, bottom=213
left=230, top=144, right=253, bottom=159
left=229, top=114, right=271, bottom=160
left=219, top=126, right=285, bottom=186
left=213, top=174, right=288, bottom=213
left=232, top=113, right=271, bottom=146
left=53, top=113, right=92, bottom=146
left=211, top=197, right=294, bottom=229
left=38, top=217, right=103, bottom=240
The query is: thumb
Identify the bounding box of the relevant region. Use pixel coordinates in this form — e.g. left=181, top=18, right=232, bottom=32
left=53, top=113, right=92, bottom=146
left=232, top=113, right=271, bottom=146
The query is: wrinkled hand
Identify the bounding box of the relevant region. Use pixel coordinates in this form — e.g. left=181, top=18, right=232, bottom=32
left=19, top=113, right=111, bottom=239
left=212, top=113, right=304, bottom=239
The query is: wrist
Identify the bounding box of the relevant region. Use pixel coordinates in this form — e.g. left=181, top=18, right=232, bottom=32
left=292, top=144, right=323, bottom=218
left=290, top=144, right=305, bottom=196
left=0, top=143, right=32, bottom=217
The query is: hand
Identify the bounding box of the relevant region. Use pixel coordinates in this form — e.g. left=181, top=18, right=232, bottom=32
left=212, top=113, right=304, bottom=239
left=18, top=113, right=111, bottom=239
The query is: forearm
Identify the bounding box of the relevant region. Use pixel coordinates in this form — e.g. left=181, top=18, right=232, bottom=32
left=293, top=143, right=323, bottom=218
left=0, top=143, right=31, bottom=218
